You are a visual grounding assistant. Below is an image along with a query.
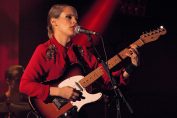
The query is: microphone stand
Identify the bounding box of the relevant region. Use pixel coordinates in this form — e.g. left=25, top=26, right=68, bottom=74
left=87, top=34, right=134, bottom=118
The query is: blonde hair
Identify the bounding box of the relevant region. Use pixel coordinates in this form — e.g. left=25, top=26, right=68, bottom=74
left=47, top=4, right=77, bottom=38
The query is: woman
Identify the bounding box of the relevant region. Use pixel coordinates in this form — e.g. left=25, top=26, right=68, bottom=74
left=19, top=4, right=139, bottom=118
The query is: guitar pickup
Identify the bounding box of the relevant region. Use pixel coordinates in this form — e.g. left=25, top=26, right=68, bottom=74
left=52, top=97, right=68, bottom=109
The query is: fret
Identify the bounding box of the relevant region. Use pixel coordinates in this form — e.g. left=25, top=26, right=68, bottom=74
left=132, top=38, right=145, bottom=47
left=79, top=67, right=103, bottom=87
left=118, top=48, right=128, bottom=60
left=107, top=55, right=122, bottom=69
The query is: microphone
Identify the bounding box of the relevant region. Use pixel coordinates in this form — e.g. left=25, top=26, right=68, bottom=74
left=74, top=26, right=99, bottom=35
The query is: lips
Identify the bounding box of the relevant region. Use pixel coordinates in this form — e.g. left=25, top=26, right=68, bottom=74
left=68, top=26, right=76, bottom=35
left=69, top=27, right=74, bottom=32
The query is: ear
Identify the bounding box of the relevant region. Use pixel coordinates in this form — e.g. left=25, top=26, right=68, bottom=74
left=50, top=18, right=58, bottom=27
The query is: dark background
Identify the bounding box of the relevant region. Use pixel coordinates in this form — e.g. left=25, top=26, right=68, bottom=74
left=1, top=0, right=177, bottom=118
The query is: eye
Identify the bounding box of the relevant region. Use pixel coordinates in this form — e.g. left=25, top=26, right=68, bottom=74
left=75, top=17, right=78, bottom=22
left=66, top=15, right=72, bottom=19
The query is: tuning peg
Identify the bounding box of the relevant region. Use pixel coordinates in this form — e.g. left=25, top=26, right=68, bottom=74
left=142, top=32, right=147, bottom=37
left=155, top=29, right=159, bottom=33
left=142, top=32, right=145, bottom=36
left=146, top=31, right=151, bottom=36
left=149, top=29, right=154, bottom=34
left=160, top=26, right=164, bottom=29
left=151, top=29, right=155, bottom=33
left=141, top=32, right=145, bottom=37
left=152, top=29, right=156, bottom=32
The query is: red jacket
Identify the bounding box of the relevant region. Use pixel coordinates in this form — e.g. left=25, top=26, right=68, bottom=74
left=20, top=37, right=126, bottom=101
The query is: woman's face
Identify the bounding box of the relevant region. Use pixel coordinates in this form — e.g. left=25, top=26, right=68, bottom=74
left=53, top=6, right=78, bottom=37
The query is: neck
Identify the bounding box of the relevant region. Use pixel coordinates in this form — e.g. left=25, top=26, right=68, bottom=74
left=54, top=32, right=71, bottom=47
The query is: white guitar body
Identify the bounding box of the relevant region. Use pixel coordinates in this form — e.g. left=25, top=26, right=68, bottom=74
left=58, top=75, right=102, bottom=111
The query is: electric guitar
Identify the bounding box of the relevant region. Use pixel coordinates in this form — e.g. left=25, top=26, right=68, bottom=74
left=29, top=26, right=167, bottom=118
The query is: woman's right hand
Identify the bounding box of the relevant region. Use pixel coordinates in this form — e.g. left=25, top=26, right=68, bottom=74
left=50, top=86, right=83, bottom=101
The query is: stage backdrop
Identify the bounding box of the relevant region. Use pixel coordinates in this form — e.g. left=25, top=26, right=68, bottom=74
left=0, top=0, right=19, bottom=93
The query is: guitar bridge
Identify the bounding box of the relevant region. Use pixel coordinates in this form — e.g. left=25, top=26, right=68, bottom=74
left=59, top=106, right=77, bottom=118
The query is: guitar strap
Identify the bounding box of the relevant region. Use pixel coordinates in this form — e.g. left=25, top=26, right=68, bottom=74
left=72, top=45, right=91, bottom=76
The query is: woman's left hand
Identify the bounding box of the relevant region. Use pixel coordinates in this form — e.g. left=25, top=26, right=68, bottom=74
left=126, top=44, right=140, bottom=67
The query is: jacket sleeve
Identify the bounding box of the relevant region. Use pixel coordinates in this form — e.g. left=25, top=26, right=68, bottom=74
left=19, top=45, right=50, bottom=101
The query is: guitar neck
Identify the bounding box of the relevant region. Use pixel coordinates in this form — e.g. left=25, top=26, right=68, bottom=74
left=79, top=38, right=144, bottom=88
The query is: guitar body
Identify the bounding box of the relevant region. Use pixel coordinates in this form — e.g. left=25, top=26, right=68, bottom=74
left=29, top=64, right=102, bottom=118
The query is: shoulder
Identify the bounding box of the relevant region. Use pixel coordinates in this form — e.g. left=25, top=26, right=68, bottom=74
left=29, top=40, right=54, bottom=62
left=35, top=40, right=51, bottom=55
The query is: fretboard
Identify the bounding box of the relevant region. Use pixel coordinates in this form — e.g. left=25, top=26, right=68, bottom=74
left=79, top=38, right=145, bottom=88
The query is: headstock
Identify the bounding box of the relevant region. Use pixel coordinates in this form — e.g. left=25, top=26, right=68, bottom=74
left=140, top=26, right=167, bottom=44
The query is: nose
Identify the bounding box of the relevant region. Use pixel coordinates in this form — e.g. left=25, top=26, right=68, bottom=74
left=72, top=17, right=78, bottom=25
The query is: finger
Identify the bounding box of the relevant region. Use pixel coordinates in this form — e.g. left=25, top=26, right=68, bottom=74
left=130, top=44, right=138, bottom=49
left=72, top=89, right=84, bottom=100
left=74, top=89, right=83, bottom=96
left=130, top=45, right=139, bottom=54
left=74, top=90, right=85, bottom=100
left=70, top=97, right=76, bottom=102
left=129, top=48, right=138, bottom=56
left=70, top=93, right=80, bottom=101
left=125, top=49, right=134, bottom=57
left=71, top=96, right=81, bottom=102
left=72, top=92, right=79, bottom=98
left=72, top=95, right=77, bottom=100
left=69, top=94, right=77, bottom=101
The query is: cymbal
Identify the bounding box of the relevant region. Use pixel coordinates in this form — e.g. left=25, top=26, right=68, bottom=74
left=0, top=102, right=31, bottom=113
left=0, top=102, right=8, bottom=112
left=9, top=102, right=31, bottom=111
